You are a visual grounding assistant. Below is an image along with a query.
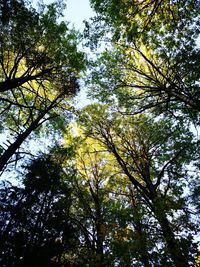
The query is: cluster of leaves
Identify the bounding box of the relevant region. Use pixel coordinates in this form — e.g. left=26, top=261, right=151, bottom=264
left=87, top=0, right=200, bottom=121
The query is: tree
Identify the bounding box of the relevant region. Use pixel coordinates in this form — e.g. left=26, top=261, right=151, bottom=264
left=64, top=135, right=115, bottom=266
left=77, top=104, right=199, bottom=267
left=88, top=44, right=200, bottom=116
left=86, top=0, right=200, bottom=119
left=0, top=151, right=77, bottom=267
left=0, top=0, right=85, bottom=174
left=0, top=0, right=85, bottom=93
left=89, top=0, right=200, bottom=45
left=64, top=130, right=156, bottom=266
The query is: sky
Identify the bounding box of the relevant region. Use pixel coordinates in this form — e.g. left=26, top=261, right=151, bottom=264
left=63, top=0, right=96, bottom=108
left=65, top=0, right=94, bottom=30
left=38, top=0, right=94, bottom=30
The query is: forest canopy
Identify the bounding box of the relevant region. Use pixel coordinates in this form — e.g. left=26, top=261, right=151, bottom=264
left=0, top=0, right=199, bottom=266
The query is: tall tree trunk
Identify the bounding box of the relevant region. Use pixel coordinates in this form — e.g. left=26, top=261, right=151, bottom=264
left=129, top=187, right=151, bottom=267
left=89, top=182, right=105, bottom=267
left=0, top=124, right=36, bottom=172
left=154, top=206, right=189, bottom=267
left=0, top=94, right=62, bottom=173
left=95, top=217, right=105, bottom=267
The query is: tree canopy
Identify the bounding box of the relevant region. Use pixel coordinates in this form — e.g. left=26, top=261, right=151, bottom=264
left=0, top=0, right=199, bottom=266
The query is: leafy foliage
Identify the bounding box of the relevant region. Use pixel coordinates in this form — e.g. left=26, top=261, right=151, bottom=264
left=0, top=0, right=85, bottom=173
left=0, top=153, right=76, bottom=267
left=86, top=0, right=200, bottom=121
left=0, top=0, right=199, bottom=266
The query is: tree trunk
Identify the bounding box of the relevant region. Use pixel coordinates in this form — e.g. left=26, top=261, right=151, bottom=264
left=0, top=123, right=37, bottom=172
left=155, top=209, right=189, bottom=267
left=0, top=93, right=61, bottom=173
left=129, top=187, right=151, bottom=267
